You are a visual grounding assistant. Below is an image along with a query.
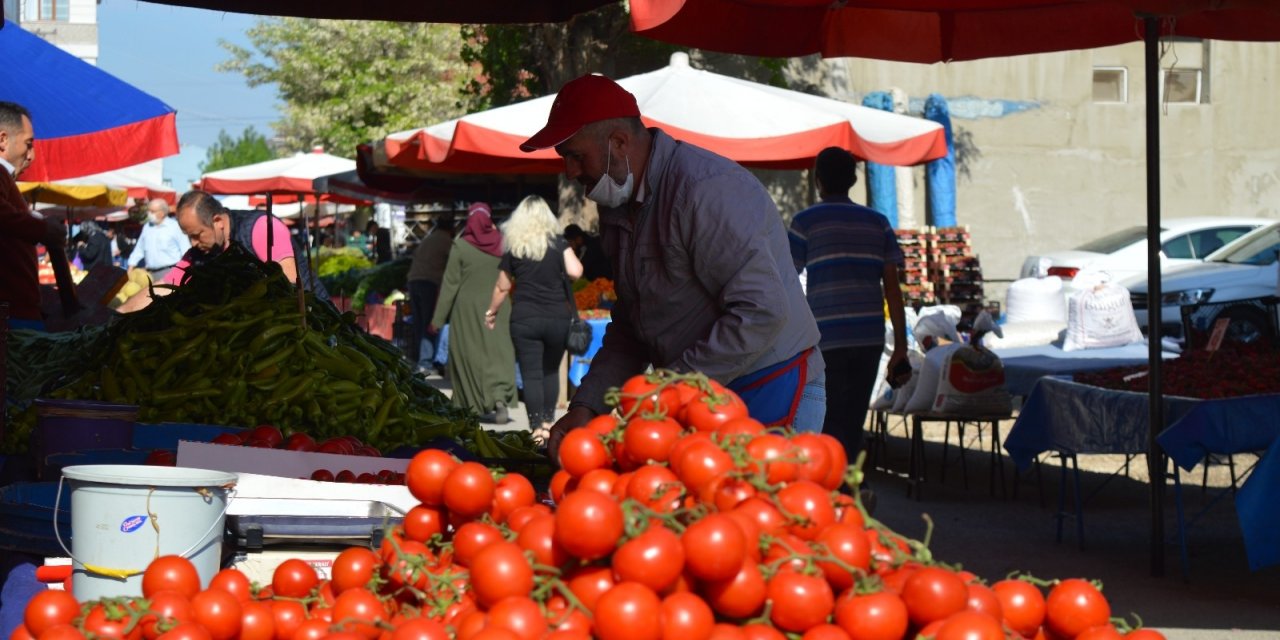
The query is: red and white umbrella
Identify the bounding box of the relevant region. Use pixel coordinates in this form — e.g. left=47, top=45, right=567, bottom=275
left=384, top=52, right=947, bottom=174
left=194, top=149, right=356, bottom=195
left=63, top=160, right=177, bottom=205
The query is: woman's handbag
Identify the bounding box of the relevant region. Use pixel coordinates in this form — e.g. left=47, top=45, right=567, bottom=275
left=560, top=249, right=593, bottom=356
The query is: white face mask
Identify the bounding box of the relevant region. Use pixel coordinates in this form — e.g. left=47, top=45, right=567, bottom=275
left=586, top=143, right=633, bottom=208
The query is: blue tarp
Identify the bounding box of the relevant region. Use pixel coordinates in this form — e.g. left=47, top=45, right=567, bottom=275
left=923, top=94, right=956, bottom=228
left=861, top=92, right=898, bottom=227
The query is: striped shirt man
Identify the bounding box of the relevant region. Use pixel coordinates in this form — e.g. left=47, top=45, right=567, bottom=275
left=788, top=196, right=904, bottom=349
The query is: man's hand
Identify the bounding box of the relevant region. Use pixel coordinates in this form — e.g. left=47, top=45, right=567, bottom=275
left=547, top=405, right=597, bottom=465
left=426, top=323, right=440, bottom=336
left=886, top=347, right=910, bottom=388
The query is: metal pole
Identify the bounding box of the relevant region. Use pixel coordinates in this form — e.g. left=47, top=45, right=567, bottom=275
left=1144, top=15, right=1166, bottom=578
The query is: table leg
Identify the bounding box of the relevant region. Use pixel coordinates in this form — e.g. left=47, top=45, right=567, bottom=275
left=907, top=415, right=925, bottom=500
left=989, top=420, right=1007, bottom=499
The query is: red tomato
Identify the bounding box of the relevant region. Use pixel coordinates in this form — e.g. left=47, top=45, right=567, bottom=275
left=289, top=619, right=328, bottom=640
left=553, top=490, right=624, bottom=560
left=331, top=588, right=387, bottom=639
left=558, top=429, right=612, bottom=478
left=190, top=589, right=242, bottom=640
left=492, top=473, right=536, bottom=523
left=776, top=480, right=837, bottom=540
left=443, top=462, right=496, bottom=519
left=992, top=581, right=1046, bottom=639
left=936, top=611, right=1007, bottom=640
left=143, top=556, right=201, bottom=599
left=335, top=470, right=357, bottom=483
left=404, top=449, right=460, bottom=506
left=505, top=504, right=552, bottom=532
left=741, top=625, right=786, bottom=640
left=622, top=417, right=684, bottom=464
left=37, top=625, right=85, bottom=640
left=271, top=559, right=319, bottom=599
left=1077, top=626, right=1126, bottom=640
left=815, top=523, right=872, bottom=591
left=594, top=582, right=663, bottom=640
left=1125, top=630, right=1168, bottom=640
left=269, top=601, right=305, bottom=640
left=707, top=624, right=747, bottom=640
left=660, top=592, right=714, bottom=640
left=82, top=604, right=141, bottom=640
left=576, top=468, right=620, bottom=496
left=611, top=525, right=685, bottom=592
left=801, top=625, right=851, bottom=640
left=790, top=433, right=834, bottom=484
left=626, top=465, right=684, bottom=512
left=618, top=375, right=682, bottom=419
left=965, top=583, right=1004, bottom=620
left=469, top=541, right=534, bottom=607
left=23, top=591, right=80, bottom=638
left=766, top=570, right=835, bottom=632
left=816, top=434, right=850, bottom=491
left=141, top=590, right=195, bottom=640
left=683, top=382, right=749, bottom=432
left=707, top=476, right=757, bottom=511
left=1045, top=579, right=1111, bottom=640
left=703, top=560, right=766, bottom=619
left=713, top=417, right=766, bottom=438
left=764, top=534, right=815, bottom=574
left=745, top=434, right=799, bottom=484
left=389, top=619, right=451, bottom=640
left=515, top=513, right=569, bottom=569
left=309, top=469, right=334, bottom=482
left=564, top=564, right=616, bottom=612
left=280, top=432, right=316, bottom=451
left=452, top=521, right=504, bottom=567
left=156, top=623, right=211, bottom=640
left=207, top=569, right=252, bottom=603
left=832, top=494, right=866, bottom=529
left=901, top=567, right=969, bottom=627
left=403, top=505, right=445, bottom=542
left=485, top=596, right=547, bottom=640
left=549, top=470, right=573, bottom=504
left=144, top=450, right=177, bottom=466
left=331, top=547, right=379, bottom=595
left=211, top=433, right=242, bottom=446
left=248, top=425, right=284, bottom=448
left=667, top=432, right=712, bottom=477
left=673, top=441, right=734, bottom=499
left=733, top=497, right=787, bottom=536
left=834, top=592, right=909, bottom=640
left=237, top=602, right=274, bottom=640
left=681, top=514, right=748, bottom=581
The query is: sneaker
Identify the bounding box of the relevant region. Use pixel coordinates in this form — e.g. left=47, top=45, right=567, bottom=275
left=494, top=401, right=509, bottom=425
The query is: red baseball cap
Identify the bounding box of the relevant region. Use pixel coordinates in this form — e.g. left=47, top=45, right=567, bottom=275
left=520, top=74, right=641, bottom=152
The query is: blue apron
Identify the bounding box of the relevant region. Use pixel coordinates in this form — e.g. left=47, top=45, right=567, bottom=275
left=726, top=349, right=812, bottom=427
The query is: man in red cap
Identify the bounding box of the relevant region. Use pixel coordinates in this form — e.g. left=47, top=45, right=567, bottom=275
left=524, top=74, right=825, bottom=460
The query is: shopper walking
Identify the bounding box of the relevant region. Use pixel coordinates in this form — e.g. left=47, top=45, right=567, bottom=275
left=407, top=216, right=454, bottom=374
left=485, top=195, right=583, bottom=442
left=429, top=202, right=518, bottom=423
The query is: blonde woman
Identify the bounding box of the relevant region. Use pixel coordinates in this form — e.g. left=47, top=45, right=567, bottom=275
left=485, top=195, right=583, bottom=443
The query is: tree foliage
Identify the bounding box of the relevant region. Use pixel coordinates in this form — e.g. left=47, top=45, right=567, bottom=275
left=200, top=126, right=276, bottom=173
left=219, top=19, right=474, bottom=156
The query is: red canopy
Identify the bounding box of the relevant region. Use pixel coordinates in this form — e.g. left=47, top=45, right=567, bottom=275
left=630, top=0, right=1280, bottom=62
left=134, top=0, right=612, bottom=23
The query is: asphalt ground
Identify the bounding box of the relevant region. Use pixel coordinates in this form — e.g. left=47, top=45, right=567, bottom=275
left=426, top=374, right=1279, bottom=639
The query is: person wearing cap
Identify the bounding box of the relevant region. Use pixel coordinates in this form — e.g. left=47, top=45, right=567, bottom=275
left=523, top=74, right=825, bottom=461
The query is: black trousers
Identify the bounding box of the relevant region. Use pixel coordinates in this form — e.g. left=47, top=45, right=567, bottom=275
left=510, top=316, right=568, bottom=426
left=408, top=279, right=440, bottom=366
left=821, top=345, right=884, bottom=459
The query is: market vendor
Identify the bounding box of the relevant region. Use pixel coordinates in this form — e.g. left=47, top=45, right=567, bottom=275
left=118, top=190, right=328, bottom=311
left=523, top=74, right=825, bottom=460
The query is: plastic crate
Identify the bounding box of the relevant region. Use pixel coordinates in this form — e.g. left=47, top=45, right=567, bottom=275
left=1180, top=295, right=1279, bottom=350
left=131, top=422, right=245, bottom=450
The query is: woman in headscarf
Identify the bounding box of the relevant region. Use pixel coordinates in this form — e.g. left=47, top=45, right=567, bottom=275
left=429, top=202, right=518, bottom=423
left=485, top=196, right=583, bottom=443
left=73, top=221, right=113, bottom=272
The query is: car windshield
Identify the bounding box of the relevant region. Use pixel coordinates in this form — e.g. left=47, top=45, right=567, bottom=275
left=1215, top=224, right=1280, bottom=266
left=1074, top=226, right=1162, bottom=254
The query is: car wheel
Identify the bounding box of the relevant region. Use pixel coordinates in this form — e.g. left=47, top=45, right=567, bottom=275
left=1216, top=305, right=1274, bottom=346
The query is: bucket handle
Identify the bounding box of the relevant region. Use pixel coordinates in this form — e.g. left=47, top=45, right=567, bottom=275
left=53, top=476, right=236, bottom=580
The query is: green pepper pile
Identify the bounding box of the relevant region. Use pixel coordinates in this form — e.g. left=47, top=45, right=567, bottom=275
left=4, top=247, right=542, bottom=463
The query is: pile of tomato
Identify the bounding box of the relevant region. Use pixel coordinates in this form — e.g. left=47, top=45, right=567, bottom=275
left=19, top=371, right=1165, bottom=640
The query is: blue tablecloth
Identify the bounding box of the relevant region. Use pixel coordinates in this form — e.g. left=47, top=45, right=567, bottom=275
left=994, top=342, right=1172, bottom=397
left=1156, top=394, right=1280, bottom=570
left=569, top=318, right=610, bottom=387
left=1004, top=376, right=1199, bottom=471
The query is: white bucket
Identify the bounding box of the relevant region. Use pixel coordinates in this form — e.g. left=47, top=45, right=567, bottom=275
left=57, top=465, right=238, bottom=600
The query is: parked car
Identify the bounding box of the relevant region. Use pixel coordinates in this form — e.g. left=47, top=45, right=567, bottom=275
left=1020, top=217, right=1265, bottom=290
left=1129, top=221, right=1280, bottom=342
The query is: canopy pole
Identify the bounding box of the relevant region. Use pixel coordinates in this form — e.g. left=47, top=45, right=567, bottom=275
left=296, top=192, right=310, bottom=331
left=266, top=193, right=274, bottom=262
left=1143, top=15, right=1166, bottom=578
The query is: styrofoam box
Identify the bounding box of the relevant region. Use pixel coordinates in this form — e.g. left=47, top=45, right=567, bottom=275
left=230, top=547, right=343, bottom=584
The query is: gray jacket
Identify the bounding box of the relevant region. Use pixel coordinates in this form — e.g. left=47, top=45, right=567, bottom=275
left=573, top=129, right=822, bottom=415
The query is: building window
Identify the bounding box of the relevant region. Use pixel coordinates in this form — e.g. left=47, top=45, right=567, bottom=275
left=38, top=0, right=68, bottom=21
left=1092, top=67, right=1127, bottom=103
left=1159, top=38, right=1209, bottom=104
left=1162, top=68, right=1202, bottom=103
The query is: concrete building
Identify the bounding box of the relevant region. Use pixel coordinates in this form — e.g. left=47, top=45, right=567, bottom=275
left=814, top=39, right=1280, bottom=290
left=5, top=0, right=99, bottom=64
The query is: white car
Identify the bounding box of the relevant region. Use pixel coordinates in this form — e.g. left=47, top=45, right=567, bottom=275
left=1130, top=221, right=1280, bottom=342
left=1020, top=217, right=1265, bottom=290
